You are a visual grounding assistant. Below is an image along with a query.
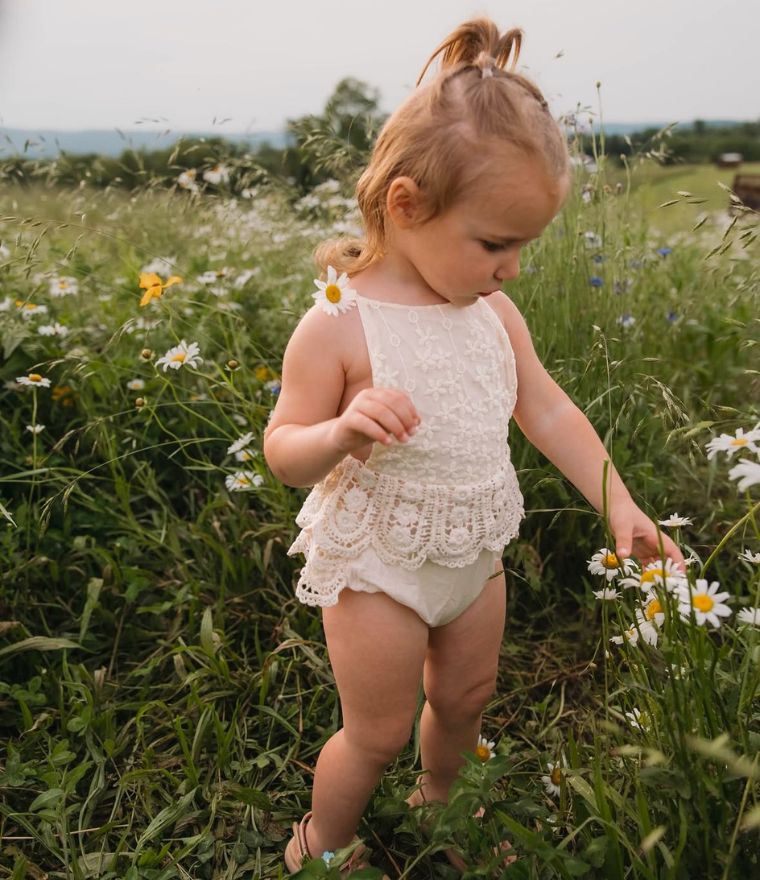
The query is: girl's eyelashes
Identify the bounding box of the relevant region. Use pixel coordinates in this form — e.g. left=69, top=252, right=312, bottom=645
left=479, top=239, right=510, bottom=252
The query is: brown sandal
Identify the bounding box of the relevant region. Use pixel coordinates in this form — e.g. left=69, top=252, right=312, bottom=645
left=406, top=776, right=516, bottom=873
left=283, top=811, right=390, bottom=877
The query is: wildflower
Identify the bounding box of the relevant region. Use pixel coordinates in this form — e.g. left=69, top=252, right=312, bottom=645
left=25, top=424, right=45, bottom=434
left=139, top=272, right=182, bottom=307
left=15, top=300, right=48, bottom=317
left=226, top=359, right=240, bottom=371
left=705, top=427, right=760, bottom=460
left=588, top=548, right=636, bottom=581
left=51, top=384, right=75, bottom=405
left=656, top=247, right=672, bottom=257
left=475, top=735, right=495, bottom=762
left=583, top=231, right=601, bottom=248
left=38, top=322, right=69, bottom=336
left=541, top=762, right=562, bottom=797
left=589, top=276, right=604, bottom=288
left=198, top=269, right=229, bottom=285
left=592, top=254, right=605, bottom=264
left=739, top=549, right=760, bottom=565
left=141, top=257, right=176, bottom=275
left=266, top=379, right=281, bottom=396
left=617, top=313, right=635, bottom=327
left=728, top=459, right=760, bottom=493
left=737, top=607, right=760, bottom=627
left=203, top=164, right=230, bottom=185
left=155, top=340, right=203, bottom=372
left=677, top=579, right=732, bottom=628
left=16, top=373, right=51, bottom=388
left=312, top=265, right=357, bottom=316
left=620, top=558, right=686, bottom=593
left=658, top=513, right=692, bottom=527
left=593, top=587, right=620, bottom=600
left=639, top=595, right=665, bottom=627
left=177, top=169, right=198, bottom=191
left=49, top=276, right=79, bottom=297
left=666, top=310, right=678, bottom=323
left=321, top=852, right=335, bottom=866
left=126, top=378, right=145, bottom=391
left=610, top=624, right=640, bottom=646
left=228, top=432, right=255, bottom=455
left=624, top=707, right=650, bottom=730
left=225, top=471, right=264, bottom=492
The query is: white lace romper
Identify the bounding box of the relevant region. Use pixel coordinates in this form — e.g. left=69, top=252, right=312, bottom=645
left=286, top=292, right=525, bottom=627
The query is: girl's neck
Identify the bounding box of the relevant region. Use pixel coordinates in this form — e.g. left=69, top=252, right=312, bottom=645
left=352, top=252, right=448, bottom=307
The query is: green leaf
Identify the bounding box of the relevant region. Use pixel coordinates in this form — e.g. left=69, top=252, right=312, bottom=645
left=29, top=788, right=64, bottom=811
left=0, top=637, right=80, bottom=658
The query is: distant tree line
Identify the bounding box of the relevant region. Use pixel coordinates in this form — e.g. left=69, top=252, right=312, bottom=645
left=1, top=80, right=758, bottom=195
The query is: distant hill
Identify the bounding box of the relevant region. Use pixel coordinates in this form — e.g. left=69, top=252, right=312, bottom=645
left=0, top=128, right=289, bottom=159
left=0, top=120, right=752, bottom=159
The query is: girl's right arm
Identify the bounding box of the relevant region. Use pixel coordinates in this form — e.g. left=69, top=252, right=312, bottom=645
left=263, top=306, right=420, bottom=488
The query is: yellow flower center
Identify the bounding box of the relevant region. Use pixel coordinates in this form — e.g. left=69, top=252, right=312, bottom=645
left=28, top=373, right=43, bottom=383
left=640, top=568, right=664, bottom=585
left=730, top=437, right=747, bottom=447
left=550, top=767, right=562, bottom=786
left=171, top=353, right=187, bottom=363
left=238, top=477, right=251, bottom=486
left=693, top=594, right=714, bottom=612
left=59, top=280, right=68, bottom=288
left=325, top=283, right=342, bottom=304
left=603, top=553, right=619, bottom=568
left=645, top=598, right=663, bottom=620
left=475, top=745, right=491, bottom=762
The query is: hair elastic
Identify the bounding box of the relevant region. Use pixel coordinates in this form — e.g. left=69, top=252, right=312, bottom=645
left=481, top=65, right=494, bottom=79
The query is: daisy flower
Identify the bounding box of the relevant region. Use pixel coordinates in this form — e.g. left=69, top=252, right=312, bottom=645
left=49, top=276, right=79, bottom=297
left=705, top=427, right=760, bottom=460
left=139, top=272, right=182, bottom=308
left=25, top=424, right=45, bottom=434
left=677, top=579, right=732, bottom=628
left=225, top=471, right=263, bottom=492
left=177, top=169, right=198, bottom=191
left=587, top=548, right=636, bottom=582
left=155, top=340, right=203, bottom=372
left=475, top=735, right=495, bottom=762
left=624, top=708, right=650, bottom=731
left=15, top=300, right=48, bottom=317
left=16, top=373, right=51, bottom=388
left=728, top=459, right=760, bottom=493
left=227, top=432, right=258, bottom=461
left=639, top=595, right=665, bottom=627
left=620, top=558, right=686, bottom=593
left=737, top=607, right=760, bottom=627
left=617, top=313, right=635, bottom=327
left=126, top=379, right=145, bottom=391
left=541, top=762, right=563, bottom=797
left=203, top=164, right=230, bottom=185
left=312, top=265, right=357, bottom=316
left=658, top=513, right=692, bottom=528
left=739, top=549, right=760, bottom=565
left=592, top=587, right=620, bottom=600
left=38, top=322, right=69, bottom=336
left=610, top=624, right=640, bottom=646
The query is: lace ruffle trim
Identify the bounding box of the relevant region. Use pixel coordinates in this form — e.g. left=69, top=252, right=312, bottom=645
left=287, top=455, right=524, bottom=607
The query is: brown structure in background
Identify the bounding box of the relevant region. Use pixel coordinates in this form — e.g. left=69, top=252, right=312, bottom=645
left=731, top=174, right=760, bottom=211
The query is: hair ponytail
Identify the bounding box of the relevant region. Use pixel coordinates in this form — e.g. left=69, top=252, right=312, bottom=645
left=416, top=19, right=522, bottom=84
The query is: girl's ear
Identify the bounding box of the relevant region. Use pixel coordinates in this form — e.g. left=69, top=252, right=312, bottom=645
left=386, top=176, right=424, bottom=228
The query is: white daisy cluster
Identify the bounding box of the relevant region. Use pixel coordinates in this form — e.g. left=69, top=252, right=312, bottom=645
left=706, top=424, right=760, bottom=493
left=224, top=431, right=263, bottom=493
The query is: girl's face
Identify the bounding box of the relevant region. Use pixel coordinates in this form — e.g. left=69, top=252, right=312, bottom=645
left=396, top=151, right=569, bottom=306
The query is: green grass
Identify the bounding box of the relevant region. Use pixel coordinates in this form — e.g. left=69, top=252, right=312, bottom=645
left=0, top=152, right=758, bottom=879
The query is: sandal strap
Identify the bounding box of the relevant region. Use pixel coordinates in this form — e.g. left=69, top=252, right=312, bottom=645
left=291, top=810, right=313, bottom=864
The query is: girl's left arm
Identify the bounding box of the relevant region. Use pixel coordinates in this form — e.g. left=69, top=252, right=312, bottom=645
left=498, top=295, right=684, bottom=567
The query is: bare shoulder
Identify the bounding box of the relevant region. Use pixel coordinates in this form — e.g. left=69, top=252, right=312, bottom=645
left=263, top=303, right=359, bottom=439
left=481, top=290, right=536, bottom=354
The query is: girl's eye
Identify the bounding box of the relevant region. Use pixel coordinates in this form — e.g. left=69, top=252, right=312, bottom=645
left=480, top=240, right=507, bottom=253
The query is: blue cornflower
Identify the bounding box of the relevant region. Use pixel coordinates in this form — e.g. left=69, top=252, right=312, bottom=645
left=266, top=379, right=281, bottom=396
left=322, top=851, right=335, bottom=865
left=657, top=247, right=673, bottom=257
left=617, top=314, right=636, bottom=328
left=590, top=276, right=604, bottom=288
left=666, top=310, right=678, bottom=323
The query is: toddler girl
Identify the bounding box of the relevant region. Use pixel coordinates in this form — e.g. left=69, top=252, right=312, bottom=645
left=264, top=17, right=684, bottom=875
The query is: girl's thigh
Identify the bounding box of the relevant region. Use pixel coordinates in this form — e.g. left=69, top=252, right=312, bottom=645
left=322, top=588, right=429, bottom=740
left=423, top=569, right=506, bottom=707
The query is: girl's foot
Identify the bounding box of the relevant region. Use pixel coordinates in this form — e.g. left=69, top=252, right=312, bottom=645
left=283, top=811, right=390, bottom=877
left=405, top=778, right=517, bottom=873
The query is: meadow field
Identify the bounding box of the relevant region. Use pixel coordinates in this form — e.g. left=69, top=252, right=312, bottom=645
left=0, top=144, right=758, bottom=879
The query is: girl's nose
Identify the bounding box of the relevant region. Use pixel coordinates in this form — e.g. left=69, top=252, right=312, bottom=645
left=495, top=252, right=520, bottom=282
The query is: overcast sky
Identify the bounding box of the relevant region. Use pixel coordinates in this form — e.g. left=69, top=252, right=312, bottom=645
left=0, top=0, right=757, bottom=133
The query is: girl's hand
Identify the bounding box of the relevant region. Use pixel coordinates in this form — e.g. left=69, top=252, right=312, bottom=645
left=329, top=387, right=421, bottom=454
left=609, top=503, right=686, bottom=571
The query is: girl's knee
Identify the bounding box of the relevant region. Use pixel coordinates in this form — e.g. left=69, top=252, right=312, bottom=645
left=426, top=677, right=497, bottom=722
left=343, top=720, right=414, bottom=766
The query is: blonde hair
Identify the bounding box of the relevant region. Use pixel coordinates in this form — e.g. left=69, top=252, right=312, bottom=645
left=315, top=18, right=570, bottom=276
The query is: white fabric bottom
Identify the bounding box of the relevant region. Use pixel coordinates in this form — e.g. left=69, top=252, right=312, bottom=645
left=341, top=543, right=504, bottom=627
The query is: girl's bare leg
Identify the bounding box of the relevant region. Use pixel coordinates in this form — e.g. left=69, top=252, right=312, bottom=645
left=305, top=589, right=429, bottom=857
left=417, top=568, right=506, bottom=803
